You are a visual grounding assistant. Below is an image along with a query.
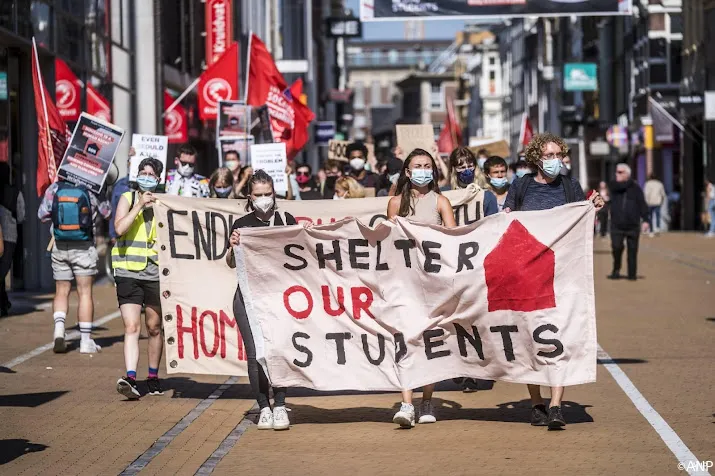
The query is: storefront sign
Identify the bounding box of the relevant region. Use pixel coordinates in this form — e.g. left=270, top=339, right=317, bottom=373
left=326, top=17, right=362, bottom=38
left=315, top=121, right=336, bottom=145
left=0, top=72, right=8, bottom=100
left=205, top=0, right=233, bottom=66
left=564, top=63, right=598, bottom=92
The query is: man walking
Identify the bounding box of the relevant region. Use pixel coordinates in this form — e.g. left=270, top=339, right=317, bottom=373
left=644, top=173, right=667, bottom=235
left=165, top=144, right=210, bottom=198
left=608, top=164, right=650, bottom=281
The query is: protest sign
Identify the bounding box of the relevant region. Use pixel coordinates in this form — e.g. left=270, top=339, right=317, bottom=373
left=250, top=143, right=288, bottom=196
left=328, top=139, right=376, bottom=164
left=130, top=134, right=168, bottom=183
left=216, top=100, right=251, bottom=140
left=218, top=135, right=254, bottom=165
left=396, top=124, right=435, bottom=156
left=154, top=186, right=564, bottom=378
left=468, top=138, right=510, bottom=158
left=58, top=113, right=124, bottom=193
left=250, top=105, right=274, bottom=144
left=233, top=205, right=596, bottom=390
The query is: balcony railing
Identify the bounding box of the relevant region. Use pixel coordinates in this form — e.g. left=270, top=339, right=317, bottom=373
left=347, top=52, right=441, bottom=68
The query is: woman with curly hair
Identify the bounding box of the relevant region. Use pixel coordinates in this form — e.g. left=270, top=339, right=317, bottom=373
left=503, top=132, right=604, bottom=430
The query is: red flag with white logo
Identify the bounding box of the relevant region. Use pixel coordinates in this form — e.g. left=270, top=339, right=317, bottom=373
left=54, top=59, right=81, bottom=122
left=32, top=39, right=71, bottom=196
left=282, top=78, right=315, bottom=160
left=164, top=90, right=188, bottom=143
left=198, top=41, right=239, bottom=120
left=519, top=113, right=534, bottom=147
left=205, top=0, right=233, bottom=66
left=87, top=84, right=111, bottom=122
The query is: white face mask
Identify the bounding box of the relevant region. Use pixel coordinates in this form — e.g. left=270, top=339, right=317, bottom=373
left=253, top=196, right=274, bottom=213
left=389, top=173, right=400, bottom=184
left=177, top=162, right=195, bottom=177
left=350, top=158, right=365, bottom=171
left=224, top=160, right=239, bottom=172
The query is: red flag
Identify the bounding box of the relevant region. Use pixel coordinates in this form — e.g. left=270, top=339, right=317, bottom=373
left=519, top=113, right=534, bottom=146
left=32, top=39, right=70, bottom=196
left=198, top=41, right=239, bottom=120
left=164, top=90, right=188, bottom=143
left=87, top=84, right=111, bottom=122
left=247, top=34, right=314, bottom=158
left=437, top=100, right=462, bottom=153
left=54, top=59, right=81, bottom=122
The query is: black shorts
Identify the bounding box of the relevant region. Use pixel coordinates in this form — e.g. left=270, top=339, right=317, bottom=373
left=115, top=276, right=161, bottom=308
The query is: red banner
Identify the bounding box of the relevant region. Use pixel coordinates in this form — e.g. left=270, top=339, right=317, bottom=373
left=32, top=41, right=71, bottom=196
left=164, top=91, right=188, bottom=143
left=283, top=79, right=315, bottom=160
left=54, top=59, right=81, bottom=122
left=520, top=113, right=534, bottom=147
left=438, top=100, right=462, bottom=154
left=205, top=0, right=233, bottom=66
left=198, top=41, right=239, bottom=120
left=88, top=84, right=111, bottom=122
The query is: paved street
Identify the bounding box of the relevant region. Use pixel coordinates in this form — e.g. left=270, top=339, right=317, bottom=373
left=1, top=234, right=713, bottom=475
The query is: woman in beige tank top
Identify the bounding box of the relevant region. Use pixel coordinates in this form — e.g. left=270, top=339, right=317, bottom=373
left=386, top=148, right=456, bottom=429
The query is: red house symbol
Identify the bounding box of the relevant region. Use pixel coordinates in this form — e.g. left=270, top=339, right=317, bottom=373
left=484, top=220, right=556, bottom=312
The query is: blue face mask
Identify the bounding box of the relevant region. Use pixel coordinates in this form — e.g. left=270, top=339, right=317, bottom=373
left=137, top=175, right=159, bottom=192
left=490, top=177, right=508, bottom=189
left=214, top=186, right=232, bottom=198
left=516, top=169, right=529, bottom=178
left=410, top=169, right=433, bottom=186
left=540, top=159, right=562, bottom=179
left=458, top=168, right=475, bottom=184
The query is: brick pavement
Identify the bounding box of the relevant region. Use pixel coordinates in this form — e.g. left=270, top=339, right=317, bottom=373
left=0, top=233, right=713, bottom=475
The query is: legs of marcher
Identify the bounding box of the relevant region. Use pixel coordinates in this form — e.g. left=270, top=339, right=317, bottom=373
left=528, top=384, right=544, bottom=406
left=75, top=275, right=94, bottom=324
left=0, top=242, right=15, bottom=314
left=120, top=303, right=142, bottom=375
left=145, top=305, right=162, bottom=370
left=626, top=231, right=640, bottom=279
left=54, top=280, right=71, bottom=316
left=610, top=230, right=625, bottom=276
left=708, top=200, right=715, bottom=235
left=550, top=386, right=564, bottom=407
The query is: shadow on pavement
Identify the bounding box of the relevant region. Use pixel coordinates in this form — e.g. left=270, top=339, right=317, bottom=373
left=0, top=367, right=17, bottom=374
left=706, top=317, right=715, bottom=323
left=598, top=358, right=648, bottom=364
left=93, top=334, right=146, bottom=350
left=0, top=391, right=68, bottom=408
left=286, top=398, right=594, bottom=425
left=0, top=439, right=48, bottom=465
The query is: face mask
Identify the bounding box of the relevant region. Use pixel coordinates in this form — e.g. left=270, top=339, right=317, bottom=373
left=490, top=177, right=508, bottom=189
left=564, top=163, right=572, bottom=171
left=177, top=162, right=195, bottom=177
left=224, top=160, right=239, bottom=172
left=477, top=158, right=487, bottom=170
left=516, top=169, right=529, bottom=178
left=389, top=173, right=400, bottom=184
left=458, top=169, right=475, bottom=184
left=540, top=159, right=562, bottom=179
left=214, top=186, right=232, bottom=198
left=333, top=193, right=346, bottom=200
left=253, top=196, right=274, bottom=214
left=137, top=176, right=159, bottom=192
left=410, top=169, right=433, bottom=187
left=349, top=158, right=365, bottom=171
left=295, top=174, right=310, bottom=185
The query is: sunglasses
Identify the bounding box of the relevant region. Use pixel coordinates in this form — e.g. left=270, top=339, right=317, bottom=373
left=179, top=160, right=194, bottom=166
left=296, top=171, right=311, bottom=177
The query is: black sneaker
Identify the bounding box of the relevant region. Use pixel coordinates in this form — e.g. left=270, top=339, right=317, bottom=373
left=607, top=272, right=621, bottom=280
left=530, top=404, right=548, bottom=426
left=146, top=377, right=164, bottom=396
left=116, top=376, right=141, bottom=400
left=461, top=378, right=479, bottom=393
left=627, top=275, right=637, bottom=281
left=547, top=406, right=566, bottom=429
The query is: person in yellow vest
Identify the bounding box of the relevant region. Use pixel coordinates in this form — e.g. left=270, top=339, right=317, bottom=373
left=112, top=158, right=163, bottom=400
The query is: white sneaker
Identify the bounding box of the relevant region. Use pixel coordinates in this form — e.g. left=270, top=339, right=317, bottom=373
left=272, top=406, right=290, bottom=430
left=79, top=339, right=102, bottom=354
left=418, top=400, right=436, bottom=424
left=393, top=402, right=415, bottom=428
left=257, top=407, right=274, bottom=430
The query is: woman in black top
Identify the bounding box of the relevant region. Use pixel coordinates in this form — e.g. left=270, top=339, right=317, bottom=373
left=226, top=170, right=296, bottom=431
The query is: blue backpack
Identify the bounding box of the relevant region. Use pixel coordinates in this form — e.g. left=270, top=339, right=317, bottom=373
left=51, top=182, right=93, bottom=242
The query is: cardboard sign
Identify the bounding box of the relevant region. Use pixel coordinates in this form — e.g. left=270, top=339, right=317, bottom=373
left=250, top=142, right=288, bottom=196
left=218, top=136, right=254, bottom=166
left=468, top=138, right=510, bottom=159
left=328, top=139, right=376, bottom=164
left=130, top=134, right=168, bottom=183
left=396, top=124, right=434, bottom=156
left=57, top=113, right=124, bottom=193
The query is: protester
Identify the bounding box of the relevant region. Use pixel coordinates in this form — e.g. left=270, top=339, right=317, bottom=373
left=608, top=163, right=650, bottom=281
left=334, top=176, right=367, bottom=199
left=0, top=163, right=25, bottom=316
left=110, top=149, right=135, bottom=242
left=166, top=144, right=210, bottom=198
left=347, top=141, right=379, bottom=190
left=294, top=163, right=323, bottom=200
left=209, top=167, right=237, bottom=199
left=377, top=156, right=402, bottom=197
left=234, top=166, right=253, bottom=198
left=560, top=154, right=572, bottom=177
left=112, top=158, right=164, bottom=399
left=514, top=160, right=531, bottom=179
left=316, top=167, right=328, bottom=196
left=644, top=173, right=667, bottom=236
left=484, top=156, right=510, bottom=211
left=321, top=159, right=344, bottom=199
left=476, top=148, right=489, bottom=171
left=597, top=181, right=610, bottom=238
left=0, top=224, right=3, bottom=257
left=38, top=177, right=111, bottom=354
left=706, top=178, right=715, bottom=238
left=223, top=150, right=242, bottom=182
left=387, top=148, right=457, bottom=428
left=503, top=132, right=604, bottom=429
left=442, top=147, right=498, bottom=218
left=227, top=170, right=294, bottom=430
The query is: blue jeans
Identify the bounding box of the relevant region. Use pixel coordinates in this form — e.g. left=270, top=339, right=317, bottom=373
left=709, top=199, right=715, bottom=234
left=649, top=206, right=661, bottom=231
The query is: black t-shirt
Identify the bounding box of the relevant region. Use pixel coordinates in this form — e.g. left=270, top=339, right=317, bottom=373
left=352, top=170, right=379, bottom=189
left=231, top=211, right=297, bottom=232
left=299, top=188, right=323, bottom=200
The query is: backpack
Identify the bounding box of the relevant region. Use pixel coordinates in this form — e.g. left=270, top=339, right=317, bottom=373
left=51, top=182, right=93, bottom=241
left=513, top=173, right=575, bottom=211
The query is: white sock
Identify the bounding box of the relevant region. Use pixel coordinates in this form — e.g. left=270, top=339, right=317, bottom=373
left=79, top=322, right=92, bottom=344
left=53, top=312, right=66, bottom=339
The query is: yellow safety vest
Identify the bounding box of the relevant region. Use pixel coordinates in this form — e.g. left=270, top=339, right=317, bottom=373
left=112, top=191, right=158, bottom=271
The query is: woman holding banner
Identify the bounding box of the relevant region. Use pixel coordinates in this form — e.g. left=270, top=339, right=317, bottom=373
left=226, top=170, right=296, bottom=431
left=387, top=148, right=457, bottom=428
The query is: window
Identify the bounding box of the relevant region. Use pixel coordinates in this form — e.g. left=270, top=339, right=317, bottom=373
left=650, top=64, right=667, bottom=84
left=489, top=56, right=496, bottom=65
left=371, top=81, right=381, bottom=106
left=353, top=82, right=365, bottom=108
left=649, top=13, right=665, bottom=32
left=670, top=40, right=682, bottom=83
left=388, top=49, right=399, bottom=64
left=669, top=13, right=683, bottom=34
left=649, top=38, right=667, bottom=59
left=430, top=83, right=443, bottom=110
left=489, top=70, right=496, bottom=81
left=57, top=15, right=85, bottom=63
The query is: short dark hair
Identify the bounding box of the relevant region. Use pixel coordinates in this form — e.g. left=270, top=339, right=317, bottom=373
left=477, top=148, right=488, bottom=157
left=138, top=158, right=163, bottom=177
left=346, top=141, right=368, bottom=158
left=244, top=169, right=276, bottom=212
left=224, top=150, right=240, bottom=161
left=177, top=144, right=197, bottom=157
left=296, top=162, right=312, bottom=175
left=483, top=156, right=507, bottom=174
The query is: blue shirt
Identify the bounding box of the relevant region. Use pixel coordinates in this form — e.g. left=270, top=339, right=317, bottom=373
left=504, top=175, right=585, bottom=212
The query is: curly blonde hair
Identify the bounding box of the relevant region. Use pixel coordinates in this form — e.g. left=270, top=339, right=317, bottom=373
left=335, top=176, right=366, bottom=198
left=524, top=132, right=570, bottom=166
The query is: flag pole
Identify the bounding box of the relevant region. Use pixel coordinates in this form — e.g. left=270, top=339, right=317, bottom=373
left=244, top=31, right=253, bottom=103
left=162, top=78, right=200, bottom=117
left=32, top=37, right=56, bottom=182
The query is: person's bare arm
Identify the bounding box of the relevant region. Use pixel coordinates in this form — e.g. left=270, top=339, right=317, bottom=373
left=438, top=195, right=457, bottom=228
left=226, top=228, right=240, bottom=268
left=387, top=196, right=400, bottom=220
left=114, top=193, right=153, bottom=237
